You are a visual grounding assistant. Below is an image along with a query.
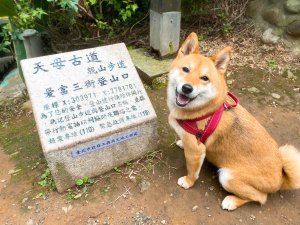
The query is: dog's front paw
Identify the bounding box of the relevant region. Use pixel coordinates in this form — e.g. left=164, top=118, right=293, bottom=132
left=177, top=176, right=193, bottom=189
left=176, top=140, right=183, bottom=149
left=221, top=195, right=238, bottom=211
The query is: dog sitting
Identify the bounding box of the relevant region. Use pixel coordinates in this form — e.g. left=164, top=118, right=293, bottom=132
left=167, top=32, right=300, bottom=210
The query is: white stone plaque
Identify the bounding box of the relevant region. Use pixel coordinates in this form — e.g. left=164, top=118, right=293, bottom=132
left=21, top=43, right=157, bottom=192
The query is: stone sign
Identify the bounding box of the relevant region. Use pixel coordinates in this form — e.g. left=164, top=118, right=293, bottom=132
left=21, top=43, right=158, bottom=192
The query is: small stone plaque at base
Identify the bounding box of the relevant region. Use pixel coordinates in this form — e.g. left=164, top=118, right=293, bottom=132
left=21, top=43, right=157, bottom=192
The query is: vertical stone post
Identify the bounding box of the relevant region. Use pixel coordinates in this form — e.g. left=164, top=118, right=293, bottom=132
left=150, top=0, right=181, bottom=57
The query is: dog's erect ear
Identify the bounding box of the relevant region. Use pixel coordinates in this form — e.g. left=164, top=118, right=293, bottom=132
left=176, top=32, right=200, bottom=59
left=211, top=47, right=232, bottom=74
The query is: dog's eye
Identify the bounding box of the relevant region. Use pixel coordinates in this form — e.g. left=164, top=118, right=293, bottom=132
left=182, top=67, right=190, bottom=73
left=200, top=75, right=209, bottom=81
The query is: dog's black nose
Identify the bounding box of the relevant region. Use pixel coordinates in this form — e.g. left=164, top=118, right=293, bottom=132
left=182, top=84, right=193, bottom=94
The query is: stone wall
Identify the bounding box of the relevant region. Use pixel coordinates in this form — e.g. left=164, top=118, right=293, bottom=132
left=246, top=0, right=300, bottom=55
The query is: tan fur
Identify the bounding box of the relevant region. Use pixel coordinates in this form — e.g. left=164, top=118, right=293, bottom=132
left=279, top=145, right=300, bottom=189
left=167, top=32, right=300, bottom=210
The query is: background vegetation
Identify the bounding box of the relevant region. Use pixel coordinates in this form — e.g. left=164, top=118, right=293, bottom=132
left=0, top=0, right=250, bottom=55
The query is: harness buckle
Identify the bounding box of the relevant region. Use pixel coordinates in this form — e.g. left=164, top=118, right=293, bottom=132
left=196, top=132, right=203, bottom=139
left=223, top=103, right=231, bottom=110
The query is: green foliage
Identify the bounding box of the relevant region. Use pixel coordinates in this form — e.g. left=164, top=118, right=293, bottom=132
left=11, top=0, right=47, bottom=30
left=126, top=161, right=134, bottom=169
left=37, top=168, right=56, bottom=191
left=85, top=0, right=139, bottom=32
left=0, top=24, right=12, bottom=55
left=113, top=166, right=122, bottom=174
left=76, top=176, right=95, bottom=186
left=181, top=0, right=240, bottom=34
left=217, top=10, right=234, bottom=34
left=63, top=176, right=94, bottom=200
left=65, top=189, right=76, bottom=200
left=9, top=0, right=79, bottom=31
left=47, top=0, right=79, bottom=12
left=0, top=0, right=17, bottom=17
left=267, top=58, right=278, bottom=70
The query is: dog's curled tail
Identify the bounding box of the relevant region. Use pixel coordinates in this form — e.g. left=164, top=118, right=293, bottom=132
left=279, top=145, right=300, bottom=190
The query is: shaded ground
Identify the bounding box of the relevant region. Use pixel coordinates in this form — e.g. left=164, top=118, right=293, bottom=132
left=0, top=66, right=300, bottom=225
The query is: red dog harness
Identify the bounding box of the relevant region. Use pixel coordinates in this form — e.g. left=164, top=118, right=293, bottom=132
left=176, top=92, right=239, bottom=144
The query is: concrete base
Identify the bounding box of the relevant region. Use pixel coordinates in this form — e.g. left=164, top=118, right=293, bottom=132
left=150, top=10, right=181, bottom=57
left=47, top=120, right=157, bottom=192
left=128, top=48, right=172, bottom=84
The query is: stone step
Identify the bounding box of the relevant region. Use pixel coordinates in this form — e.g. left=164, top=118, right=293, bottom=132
left=128, top=48, right=172, bottom=84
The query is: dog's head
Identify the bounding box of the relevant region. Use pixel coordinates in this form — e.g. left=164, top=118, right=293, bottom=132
left=167, top=32, right=232, bottom=111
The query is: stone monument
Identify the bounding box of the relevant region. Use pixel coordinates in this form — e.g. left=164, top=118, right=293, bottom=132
left=21, top=43, right=158, bottom=192
left=150, top=0, right=181, bottom=57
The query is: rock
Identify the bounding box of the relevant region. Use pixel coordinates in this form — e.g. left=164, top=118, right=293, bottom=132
left=287, top=70, right=297, bottom=79
left=227, top=80, right=234, bottom=85
left=271, top=93, right=281, bottom=99
left=128, top=48, right=172, bottom=84
left=161, top=220, right=167, bottom=224
left=62, top=207, right=68, bottom=214
left=62, top=205, right=72, bottom=214
left=293, top=87, right=300, bottom=92
left=132, top=211, right=152, bottom=224
left=8, top=169, right=22, bottom=175
left=73, top=193, right=83, bottom=199
left=280, top=194, right=284, bottom=199
left=250, top=215, right=256, bottom=220
left=192, top=205, right=199, bottom=212
left=26, top=219, right=34, bottom=225
left=22, top=100, right=33, bottom=112
left=285, top=0, right=300, bottom=14
left=286, top=20, right=300, bottom=37
left=262, top=7, right=286, bottom=27
left=129, top=175, right=137, bottom=183
left=208, top=186, right=214, bottom=191
left=22, top=197, right=29, bottom=204
left=68, top=204, right=73, bottom=211
left=262, top=28, right=280, bottom=44
left=139, top=180, right=151, bottom=193
left=245, top=0, right=264, bottom=18
left=248, top=87, right=260, bottom=93
left=9, top=151, right=19, bottom=157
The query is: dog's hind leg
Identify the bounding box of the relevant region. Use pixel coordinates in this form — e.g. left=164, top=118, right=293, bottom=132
left=221, top=195, right=251, bottom=211
left=219, top=169, right=267, bottom=210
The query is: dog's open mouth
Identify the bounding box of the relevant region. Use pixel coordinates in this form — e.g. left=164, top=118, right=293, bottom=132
left=176, top=91, right=193, bottom=107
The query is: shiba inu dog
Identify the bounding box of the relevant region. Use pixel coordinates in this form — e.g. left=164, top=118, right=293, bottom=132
left=167, top=32, right=300, bottom=210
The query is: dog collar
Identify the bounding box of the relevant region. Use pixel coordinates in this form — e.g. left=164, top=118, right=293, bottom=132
left=176, top=92, right=239, bottom=144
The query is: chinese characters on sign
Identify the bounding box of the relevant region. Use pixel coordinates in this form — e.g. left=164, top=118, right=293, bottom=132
left=21, top=44, right=155, bottom=152
left=72, top=130, right=140, bottom=157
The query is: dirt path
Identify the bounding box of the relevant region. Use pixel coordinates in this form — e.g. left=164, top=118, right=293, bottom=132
left=0, top=147, right=23, bottom=224
left=0, top=67, right=300, bottom=225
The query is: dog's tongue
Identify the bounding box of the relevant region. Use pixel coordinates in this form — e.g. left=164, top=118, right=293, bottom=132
left=176, top=94, right=190, bottom=106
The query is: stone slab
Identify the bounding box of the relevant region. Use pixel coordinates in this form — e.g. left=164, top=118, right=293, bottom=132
left=0, top=68, right=26, bottom=104
left=20, top=43, right=158, bottom=192
left=128, top=48, right=171, bottom=84
left=150, top=10, right=181, bottom=57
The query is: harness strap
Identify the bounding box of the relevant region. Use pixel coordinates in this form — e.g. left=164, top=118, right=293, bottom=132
left=176, top=92, right=239, bottom=144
